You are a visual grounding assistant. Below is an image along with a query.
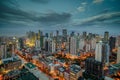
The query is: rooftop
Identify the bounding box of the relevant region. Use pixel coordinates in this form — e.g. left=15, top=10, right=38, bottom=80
left=25, top=62, right=36, bottom=69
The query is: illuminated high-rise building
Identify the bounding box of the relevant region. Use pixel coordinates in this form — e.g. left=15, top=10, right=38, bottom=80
left=117, top=46, right=120, bottom=63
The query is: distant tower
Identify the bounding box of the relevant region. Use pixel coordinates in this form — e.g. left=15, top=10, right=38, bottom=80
left=51, top=40, right=56, bottom=53
left=117, top=46, right=120, bottom=63
left=104, top=31, right=109, bottom=42
left=62, top=29, right=67, bottom=42
left=1, top=42, right=7, bottom=59
left=70, top=36, right=77, bottom=55
left=56, top=30, right=59, bottom=37
left=83, top=31, right=87, bottom=39
left=109, top=36, right=116, bottom=53
left=35, top=39, right=40, bottom=49
left=79, top=39, right=85, bottom=50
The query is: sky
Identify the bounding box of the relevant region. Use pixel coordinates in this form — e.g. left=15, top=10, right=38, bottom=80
left=0, top=0, right=120, bottom=36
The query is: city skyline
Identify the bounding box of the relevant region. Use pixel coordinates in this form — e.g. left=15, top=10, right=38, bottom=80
left=0, top=0, right=120, bottom=36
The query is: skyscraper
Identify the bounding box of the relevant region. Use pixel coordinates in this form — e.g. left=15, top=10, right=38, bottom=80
left=35, top=39, right=40, bottom=49
left=69, top=36, right=77, bottom=55
left=83, top=31, right=87, bottom=39
left=117, top=46, right=120, bottom=63
left=84, top=58, right=104, bottom=80
left=79, top=39, right=85, bottom=50
left=18, top=38, right=24, bottom=49
left=1, top=42, right=7, bottom=59
left=62, top=29, right=67, bottom=42
left=109, top=36, right=116, bottom=53
left=95, top=41, right=110, bottom=64
left=104, top=31, right=109, bottom=42
left=95, top=41, right=102, bottom=62
left=51, top=40, right=56, bottom=53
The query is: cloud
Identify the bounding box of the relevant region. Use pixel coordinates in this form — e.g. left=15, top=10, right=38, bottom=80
left=73, top=12, right=120, bottom=26
left=77, top=2, right=87, bottom=12
left=0, top=0, right=71, bottom=26
left=30, top=0, right=49, bottom=4
left=77, top=6, right=85, bottom=12
left=93, top=0, right=104, bottom=4
left=38, top=12, right=71, bottom=25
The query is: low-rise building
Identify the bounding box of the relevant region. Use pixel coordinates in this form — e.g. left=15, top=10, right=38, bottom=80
left=70, top=64, right=81, bottom=80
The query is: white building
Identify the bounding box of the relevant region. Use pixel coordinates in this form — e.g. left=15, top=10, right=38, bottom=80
left=117, top=46, right=120, bottom=63
left=51, top=40, right=56, bottom=53
left=95, top=41, right=110, bottom=64
left=91, top=38, right=96, bottom=49
left=35, top=40, right=40, bottom=49
left=70, top=37, right=77, bottom=55
left=79, top=39, right=85, bottom=50
left=95, top=41, right=102, bottom=62
left=86, top=44, right=90, bottom=52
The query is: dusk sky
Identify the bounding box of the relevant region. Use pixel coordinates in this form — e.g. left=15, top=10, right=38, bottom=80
left=0, top=0, right=120, bottom=36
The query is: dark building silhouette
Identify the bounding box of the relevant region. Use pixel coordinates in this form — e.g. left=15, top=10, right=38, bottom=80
left=83, top=58, right=104, bottom=80
left=109, top=36, right=116, bottom=53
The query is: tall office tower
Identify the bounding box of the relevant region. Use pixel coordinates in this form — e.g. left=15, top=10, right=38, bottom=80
left=8, top=43, right=14, bottom=57
left=116, top=36, right=120, bottom=47
left=83, top=31, right=87, bottom=39
left=70, top=31, right=75, bottom=37
left=69, top=36, right=77, bottom=55
left=102, top=43, right=110, bottom=65
left=44, top=39, right=49, bottom=52
left=84, top=58, right=104, bottom=80
left=35, top=39, right=40, bottom=49
left=56, top=30, right=59, bottom=37
left=104, top=31, right=109, bottom=42
left=86, top=43, right=90, bottom=52
left=76, top=35, right=80, bottom=52
left=109, top=36, right=116, bottom=53
left=88, top=33, right=92, bottom=40
left=18, top=38, right=24, bottom=49
left=12, top=44, right=15, bottom=57
left=62, top=29, right=67, bottom=42
left=40, top=35, right=44, bottom=49
left=50, top=32, right=53, bottom=38
left=45, top=33, right=49, bottom=38
left=1, top=42, right=7, bottom=59
left=79, top=39, right=85, bottom=50
left=38, top=30, right=43, bottom=40
left=95, top=41, right=110, bottom=64
left=91, top=38, right=96, bottom=49
left=95, top=41, right=103, bottom=62
left=117, top=46, right=120, bottom=63
left=51, top=40, right=56, bottom=53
